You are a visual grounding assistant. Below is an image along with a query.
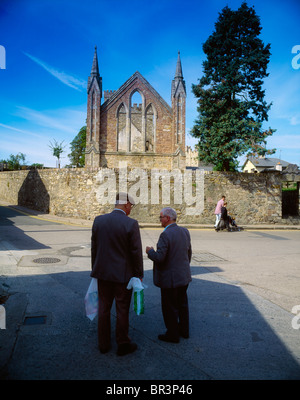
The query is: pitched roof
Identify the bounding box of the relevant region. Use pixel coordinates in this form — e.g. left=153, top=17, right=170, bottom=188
left=247, top=157, right=290, bottom=168
left=87, top=46, right=102, bottom=94
left=91, top=46, right=99, bottom=75
left=101, top=71, right=172, bottom=114
left=175, top=51, right=183, bottom=79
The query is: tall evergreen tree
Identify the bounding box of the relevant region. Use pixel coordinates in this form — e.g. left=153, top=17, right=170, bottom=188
left=191, top=2, right=275, bottom=171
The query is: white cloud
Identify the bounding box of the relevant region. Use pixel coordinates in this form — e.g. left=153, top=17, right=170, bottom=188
left=289, top=114, right=300, bottom=126
left=267, top=134, right=300, bottom=149
left=23, top=52, right=87, bottom=91
left=0, top=105, right=86, bottom=167
left=0, top=123, right=43, bottom=138
left=15, top=106, right=86, bottom=135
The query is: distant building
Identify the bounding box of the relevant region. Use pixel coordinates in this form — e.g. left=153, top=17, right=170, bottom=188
left=185, top=146, right=199, bottom=167
left=243, top=156, right=291, bottom=173
left=185, top=146, right=214, bottom=171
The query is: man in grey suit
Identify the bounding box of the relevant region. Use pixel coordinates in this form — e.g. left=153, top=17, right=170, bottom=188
left=146, top=207, right=192, bottom=343
left=91, top=192, right=143, bottom=356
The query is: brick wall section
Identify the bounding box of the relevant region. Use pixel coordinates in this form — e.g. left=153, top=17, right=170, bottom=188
left=100, top=77, right=173, bottom=154
left=0, top=168, right=294, bottom=225
left=85, top=70, right=185, bottom=170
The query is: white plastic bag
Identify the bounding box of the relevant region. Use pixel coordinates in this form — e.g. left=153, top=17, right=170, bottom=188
left=127, top=277, right=146, bottom=315
left=84, top=278, right=98, bottom=321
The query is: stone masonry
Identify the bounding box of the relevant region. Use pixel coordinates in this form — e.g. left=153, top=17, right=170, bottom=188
left=0, top=168, right=292, bottom=225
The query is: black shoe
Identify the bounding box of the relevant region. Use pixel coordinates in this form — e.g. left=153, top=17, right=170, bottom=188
left=158, top=334, right=179, bottom=343
left=117, top=342, right=137, bottom=356
left=180, top=333, right=189, bottom=339
left=99, top=345, right=111, bottom=354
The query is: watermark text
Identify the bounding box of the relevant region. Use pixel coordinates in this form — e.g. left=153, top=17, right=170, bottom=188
left=0, top=305, right=6, bottom=329
left=291, top=45, right=300, bottom=70
left=0, top=45, right=6, bottom=69
left=291, top=305, right=300, bottom=329
left=95, top=163, right=204, bottom=215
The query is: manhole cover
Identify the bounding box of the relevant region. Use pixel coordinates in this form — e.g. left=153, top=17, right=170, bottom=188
left=192, top=253, right=225, bottom=262
left=32, top=257, right=61, bottom=264
left=18, top=255, right=68, bottom=267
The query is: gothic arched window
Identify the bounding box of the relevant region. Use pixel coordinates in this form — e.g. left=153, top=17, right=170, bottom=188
left=117, top=103, right=127, bottom=152
left=130, top=91, right=143, bottom=152
left=145, top=104, right=156, bottom=152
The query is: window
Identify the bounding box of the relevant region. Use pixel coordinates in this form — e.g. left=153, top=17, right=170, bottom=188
left=130, top=91, right=143, bottom=152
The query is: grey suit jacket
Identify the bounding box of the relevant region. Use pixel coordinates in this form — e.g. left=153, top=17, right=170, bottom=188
left=147, top=223, right=192, bottom=289
left=91, top=209, right=143, bottom=283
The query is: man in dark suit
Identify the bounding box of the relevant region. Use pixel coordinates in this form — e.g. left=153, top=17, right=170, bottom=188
left=146, top=207, right=192, bottom=343
left=91, top=192, right=143, bottom=356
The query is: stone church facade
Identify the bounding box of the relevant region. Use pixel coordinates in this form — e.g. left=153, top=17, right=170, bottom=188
left=85, top=47, right=187, bottom=170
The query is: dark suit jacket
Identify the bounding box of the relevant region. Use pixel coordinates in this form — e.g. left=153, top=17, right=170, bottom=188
left=91, top=209, right=143, bottom=283
left=147, top=223, right=192, bottom=289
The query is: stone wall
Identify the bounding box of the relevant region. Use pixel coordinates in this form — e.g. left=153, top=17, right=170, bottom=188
left=0, top=168, right=291, bottom=225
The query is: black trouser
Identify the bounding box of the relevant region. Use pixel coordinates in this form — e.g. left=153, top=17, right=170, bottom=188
left=97, top=280, right=132, bottom=350
left=160, top=285, right=189, bottom=340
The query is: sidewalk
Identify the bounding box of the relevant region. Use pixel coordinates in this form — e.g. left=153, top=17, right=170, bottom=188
left=2, top=202, right=300, bottom=230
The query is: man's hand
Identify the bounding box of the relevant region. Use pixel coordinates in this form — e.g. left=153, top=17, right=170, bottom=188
left=145, top=246, right=153, bottom=254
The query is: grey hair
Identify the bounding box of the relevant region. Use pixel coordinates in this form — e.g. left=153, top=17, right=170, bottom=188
left=115, top=192, right=135, bottom=205
left=161, top=207, right=177, bottom=221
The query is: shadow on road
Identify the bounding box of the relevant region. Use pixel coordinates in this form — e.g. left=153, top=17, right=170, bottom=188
left=1, top=265, right=300, bottom=380
left=0, top=206, right=51, bottom=250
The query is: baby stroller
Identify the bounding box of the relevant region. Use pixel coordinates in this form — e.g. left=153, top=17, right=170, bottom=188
left=215, top=214, right=242, bottom=232
left=215, top=217, right=228, bottom=231
left=228, top=215, right=242, bottom=231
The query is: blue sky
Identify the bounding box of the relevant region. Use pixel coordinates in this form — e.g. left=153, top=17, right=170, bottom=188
left=0, top=0, right=299, bottom=168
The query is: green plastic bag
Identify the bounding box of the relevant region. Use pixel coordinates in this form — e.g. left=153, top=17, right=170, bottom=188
left=127, top=277, right=146, bottom=315
left=134, top=289, right=144, bottom=315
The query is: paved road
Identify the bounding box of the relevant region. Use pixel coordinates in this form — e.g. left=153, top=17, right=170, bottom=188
left=1, top=205, right=300, bottom=383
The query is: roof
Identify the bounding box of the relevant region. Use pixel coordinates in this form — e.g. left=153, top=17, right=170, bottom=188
left=246, top=157, right=290, bottom=168
left=101, top=71, right=172, bottom=115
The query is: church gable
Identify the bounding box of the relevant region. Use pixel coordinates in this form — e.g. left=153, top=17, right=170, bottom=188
left=100, top=71, right=174, bottom=155
left=102, top=71, right=172, bottom=115
left=85, top=49, right=187, bottom=170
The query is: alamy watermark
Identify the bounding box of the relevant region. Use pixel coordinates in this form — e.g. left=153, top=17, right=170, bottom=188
left=0, top=45, right=6, bottom=69
left=291, top=305, right=300, bottom=330
left=0, top=305, right=5, bottom=329
left=291, top=45, right=300, bottom=70
left=95, top=162, right=205, bottom=216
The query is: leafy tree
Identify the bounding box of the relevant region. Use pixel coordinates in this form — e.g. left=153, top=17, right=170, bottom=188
left=68, top=126, right=86, bottom=167
left=4, top=153, right=27, bottom=170
left=191, top=2, right=276, bottom=171
left=30, top=163, right=44, bottom=169
left=49, top=139, right=65, bottom=168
